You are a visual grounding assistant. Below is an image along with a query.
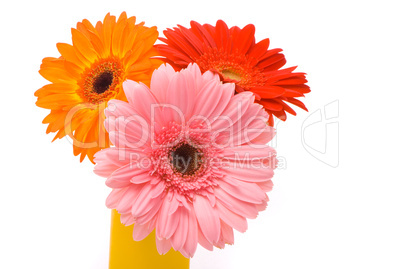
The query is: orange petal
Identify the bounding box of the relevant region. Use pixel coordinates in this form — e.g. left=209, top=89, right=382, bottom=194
left=35, top=83, right=78, bottom=97
left=112, top=13, right=127, bottom=57
left=39, top=66, right=76, bottom=83
left=36, top=93, right=82, bottom=109
left=57, top=43, right=84, bottom=68
left=71, top=28, right=99, bottom=62
left=102, top=13, right=116, bottom=55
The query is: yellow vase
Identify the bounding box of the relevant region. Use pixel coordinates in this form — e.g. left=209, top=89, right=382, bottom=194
left=109, top=210, right=190, bottom=269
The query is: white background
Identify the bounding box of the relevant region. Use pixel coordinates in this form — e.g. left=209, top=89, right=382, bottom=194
left=1, top=0, right=401, bottom=268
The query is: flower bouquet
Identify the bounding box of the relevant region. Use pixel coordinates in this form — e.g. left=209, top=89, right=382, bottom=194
left=35, top=12, right=309, bottom=268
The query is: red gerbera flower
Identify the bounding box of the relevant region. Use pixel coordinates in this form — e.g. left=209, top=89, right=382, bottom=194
left=155, top=20, right=310, bottom=126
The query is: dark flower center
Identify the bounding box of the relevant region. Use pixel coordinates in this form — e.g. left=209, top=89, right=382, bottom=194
left=93, top=71, right=114, bottom=94
left=171, top=144, right=201, bottom=176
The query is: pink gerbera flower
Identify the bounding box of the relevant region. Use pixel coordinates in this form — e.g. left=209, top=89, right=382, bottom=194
left=94, top=63, right=277, bottom=258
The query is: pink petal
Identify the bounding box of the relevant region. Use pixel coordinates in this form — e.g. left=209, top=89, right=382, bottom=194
left=197, top=225, right=214, bottom=251
left=105, top=147, right=147, bottom=168
left=120, top=213, right=135, bottom=226
left=135, top=196, right=164, bottom=224
left=232, top=109, right=272, bottom=146
left=133, top=222, right=154, bottom=241
left=223, top=145, right=276, bottom=160
left=131, top=182, right=164, bottom=218
left=128, top=172, right=155, bottom=185
left=108, top=116, right=151, bottom=148
left=181, top=66, right=198, bottom=119
left=150, top=64, right=176, bottom=103
left=215, top=98, right=272, bottom=146
left=201, top=69, right=221, bottom=85
left=211, top=91, right=254, bottom=135
left=257, top=180, right=274, bottom=192
left=220, top=220, right=234, bottom=245
left=106, top=162, right=150, bottom=188
left=105, top=99, right=135, bottom=118
left=155, top=237, right=172, bottom=255
left=181, top=208, right=198, bottom=258
left=116, top=185, right=143, bottom=214
left=184, top=63, right=204, bottom=96
left=94, top=150, right=121, bottom=178
left=105, top=188, right=126, bottom=209
left=168, top=196, right=180, bottom=215
left=199, top=80, right=234, bottom=123
left=191, top=80, right=223, bottom=119
left=95, top=147, right=144, bottom=175
left=176, top=194, right=191, bottom=211
left=215, top=187, right=259, bottom=219
left=122, top=80, right=163, bottom=123
left=165, top=72, right=195, bottom=123
left=170, top=207, right=188, bottom=251
left=206, top=192, right=216, bottom=207
left=157, top=195, right=181, bottom=239
left=255, top=199, right=268, bottom=212
left=215, top=200, right=248, bottom=233
left=250, top=125, right=276, bottom=145
left=193, top=195, right=220, bottom=244
left=215, top=235, right=226, bottom=249
left=219, top=177, right=266, bottom=204
left=222, top=161, right=274, bottom=182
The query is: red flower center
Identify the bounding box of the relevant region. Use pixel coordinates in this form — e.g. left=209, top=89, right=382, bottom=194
left=221, top=69, right=242, bottom=81
left=195, top=48, right=267, bottom=91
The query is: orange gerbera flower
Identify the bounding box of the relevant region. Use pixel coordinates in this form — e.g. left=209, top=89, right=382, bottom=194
left=35, top=12, right=161, bottom=163
left=155, top=20, right=310, bottom=126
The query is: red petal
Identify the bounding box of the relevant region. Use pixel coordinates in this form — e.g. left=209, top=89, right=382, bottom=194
left=250, top=86, right=285, bottom=98
left=277, top=99, right=296, bottom=116
left=258, top=53, right=286, bottom=70
left=190, top=21, right=216, bottom=48
left=155, top=44, right=192, bottom=63
left=177, top=25, right=204, bottom=54
left=164, top=29, right=200, bottom=60
left=232, top=24, right=255, bottom=54
left=282, top=88, right=306, bottom=97
left=248, top=38, right=270, bottom=61
left=273, top=78, right=308, bottom=85
left=263, top=66, right=297, bottom=77
left=268, top=113, right=274, bottom=126
left=215, top=20, right=230, bottom=50
left=259, top=99, right=283, bottom=111
left=258, top=48, right=283, bottom=62
left=272, top=109, right=287, bottom=121
left=286, top=97, right=308, bottom=111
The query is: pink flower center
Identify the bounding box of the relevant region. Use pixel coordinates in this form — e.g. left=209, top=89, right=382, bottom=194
left=151, top=122, right=223, bottom=199
left=170, top=143, right=202, bottom=176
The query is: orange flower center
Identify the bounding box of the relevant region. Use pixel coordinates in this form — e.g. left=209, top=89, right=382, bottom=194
left=195, top=48, right=267, bottom=91
left=93, top=71, right=114, bottom=94
left=78, top=58, right=124, bottom=104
